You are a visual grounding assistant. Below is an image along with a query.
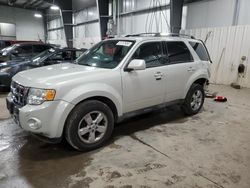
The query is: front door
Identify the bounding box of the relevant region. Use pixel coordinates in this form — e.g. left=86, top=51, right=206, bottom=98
left=121, top=41, right=166, bottom=113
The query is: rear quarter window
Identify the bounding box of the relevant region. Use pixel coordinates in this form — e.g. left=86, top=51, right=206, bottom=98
left=189, top=42, right=210, bottom=61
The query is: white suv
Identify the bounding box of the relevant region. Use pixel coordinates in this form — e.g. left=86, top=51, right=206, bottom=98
left=6, top=34, right=211, bottom=151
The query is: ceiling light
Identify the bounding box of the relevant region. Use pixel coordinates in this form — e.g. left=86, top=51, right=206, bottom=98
left=34, top=13, right=42, bottom=18
left=50, top=5, right=60, bottom=10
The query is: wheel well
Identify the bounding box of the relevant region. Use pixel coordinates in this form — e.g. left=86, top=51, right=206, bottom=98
left=81, top=96, right=118, bottom=122
left=193, top=78, right=208, bottom=86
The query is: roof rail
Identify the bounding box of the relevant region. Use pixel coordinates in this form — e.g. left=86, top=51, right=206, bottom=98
left=162, top=33, right=196, bottom=39
left=125, top=33, right=161, bottom=37
left=125, top=32, right=195, bottom=39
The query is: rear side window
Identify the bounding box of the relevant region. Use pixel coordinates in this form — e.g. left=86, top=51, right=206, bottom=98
left=166, top=42, right=193, bottom=63
left=189, top=42, right=209, bottom=61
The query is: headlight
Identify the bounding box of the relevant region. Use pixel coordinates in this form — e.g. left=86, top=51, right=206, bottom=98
left=0, top=67, right=11, bottom=73
left=27, top=88, right=56, bottom=105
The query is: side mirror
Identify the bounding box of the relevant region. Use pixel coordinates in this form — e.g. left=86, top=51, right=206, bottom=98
left=126, top=59, right=146, bottom=71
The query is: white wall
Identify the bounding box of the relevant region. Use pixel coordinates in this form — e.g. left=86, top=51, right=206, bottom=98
left=47, top=17, right=67, bottom=47
left=0, top=5, right=45, bottom=41
left=73, top=6, right=101, bottom=49
left=118, top=0, right=187, bottom=35
left=237, top=0, right=250, bottom=25
left=185, top=0, right=250, bottom=30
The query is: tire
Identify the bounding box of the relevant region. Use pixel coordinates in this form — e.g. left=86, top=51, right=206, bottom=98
left=64, top=100, right=114, bottom=151
left=181, top=83, right=205, bottom=115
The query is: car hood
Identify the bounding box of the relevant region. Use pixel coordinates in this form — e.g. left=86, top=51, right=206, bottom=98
left=13, top=63, right=110, bottom=88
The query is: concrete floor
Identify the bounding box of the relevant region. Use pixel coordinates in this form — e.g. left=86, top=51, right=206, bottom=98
left=0, top=84, right=250, bottom=188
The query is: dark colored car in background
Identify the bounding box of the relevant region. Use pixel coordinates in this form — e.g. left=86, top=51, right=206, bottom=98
left=0, top=43, right=54, bottom=63
left=0, top=48, right=86, bottom=91
left=0, top=40, right=45, bottom=50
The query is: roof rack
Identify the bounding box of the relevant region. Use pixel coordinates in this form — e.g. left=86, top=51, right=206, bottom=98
left=125, top=32, right=195, bottom=39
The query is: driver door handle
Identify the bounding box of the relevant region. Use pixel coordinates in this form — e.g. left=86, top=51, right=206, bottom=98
left=154, top=72, right=163, bottom=80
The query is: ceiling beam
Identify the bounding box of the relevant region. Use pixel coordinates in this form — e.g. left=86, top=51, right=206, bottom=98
left=170, top=0, right=184, bottom=33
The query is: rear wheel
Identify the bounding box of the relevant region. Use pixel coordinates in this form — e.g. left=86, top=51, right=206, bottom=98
left=65, top=100, right=114, bottom=151
left=181, top=83, right=205, bottom=115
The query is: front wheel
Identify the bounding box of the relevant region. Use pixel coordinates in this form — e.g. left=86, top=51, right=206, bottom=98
left=64, top=100, right=114, bottom=151
left=181, top=83, right=205, bottom=115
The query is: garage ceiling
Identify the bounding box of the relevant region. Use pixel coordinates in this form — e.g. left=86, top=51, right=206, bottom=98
left=0, top=0, right=207, bottom=11
left=0, top=0, right=52, bottom=10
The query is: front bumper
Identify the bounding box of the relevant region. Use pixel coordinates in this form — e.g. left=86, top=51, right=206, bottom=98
left=6, top=94, right=75, bottom=140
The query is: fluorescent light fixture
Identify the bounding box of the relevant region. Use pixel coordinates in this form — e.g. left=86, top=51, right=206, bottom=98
left=34, top=13, right=42, bottom=18
left=50, top=5, right=60, bottom=10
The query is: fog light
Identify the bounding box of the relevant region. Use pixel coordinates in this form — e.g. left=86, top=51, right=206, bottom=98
left=28, top=118, right=41, bottom=130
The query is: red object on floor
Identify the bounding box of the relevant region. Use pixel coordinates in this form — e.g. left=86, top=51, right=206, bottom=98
left=214, top=96, right=227, bottom=102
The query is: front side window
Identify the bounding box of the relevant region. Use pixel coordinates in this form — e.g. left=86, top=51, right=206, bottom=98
left=189, top=42, right=210, bottom=61
left=132, top=42, right=165, bottom=68
left=76, top=40, right=135, bottom=69
left=166, top=42, right=193, bottom=64
left=33, top=45, right=51, bottom=54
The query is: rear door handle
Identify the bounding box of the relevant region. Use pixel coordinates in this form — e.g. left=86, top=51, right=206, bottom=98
left=154, top=72, right=163, bottom=80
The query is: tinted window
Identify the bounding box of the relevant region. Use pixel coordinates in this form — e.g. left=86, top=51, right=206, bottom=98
left=33, top=45, right=50, bottom=53
left=166, top=42, right=193, bottom=63
left=132, top=42, right=164, bottom=68
left=16, top=45, right=33, bottom=54
left=189, top=42, right=209, bottom=61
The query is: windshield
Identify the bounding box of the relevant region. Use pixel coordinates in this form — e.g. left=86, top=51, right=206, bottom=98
left=31, top=48, right=56, bottom=63
left=76, top=40, right=135, bottom=69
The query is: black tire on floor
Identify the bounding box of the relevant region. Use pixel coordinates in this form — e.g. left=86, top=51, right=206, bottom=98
left=64, top=100, right=114, bottom=151
left=181, top=83, right=205, bottom=115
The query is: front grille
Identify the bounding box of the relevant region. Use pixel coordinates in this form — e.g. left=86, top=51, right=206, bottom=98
left=11, top=81, right=29, bottom=107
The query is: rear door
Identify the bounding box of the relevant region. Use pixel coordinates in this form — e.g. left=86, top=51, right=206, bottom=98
left=163, top=41, right=197, bottom=102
